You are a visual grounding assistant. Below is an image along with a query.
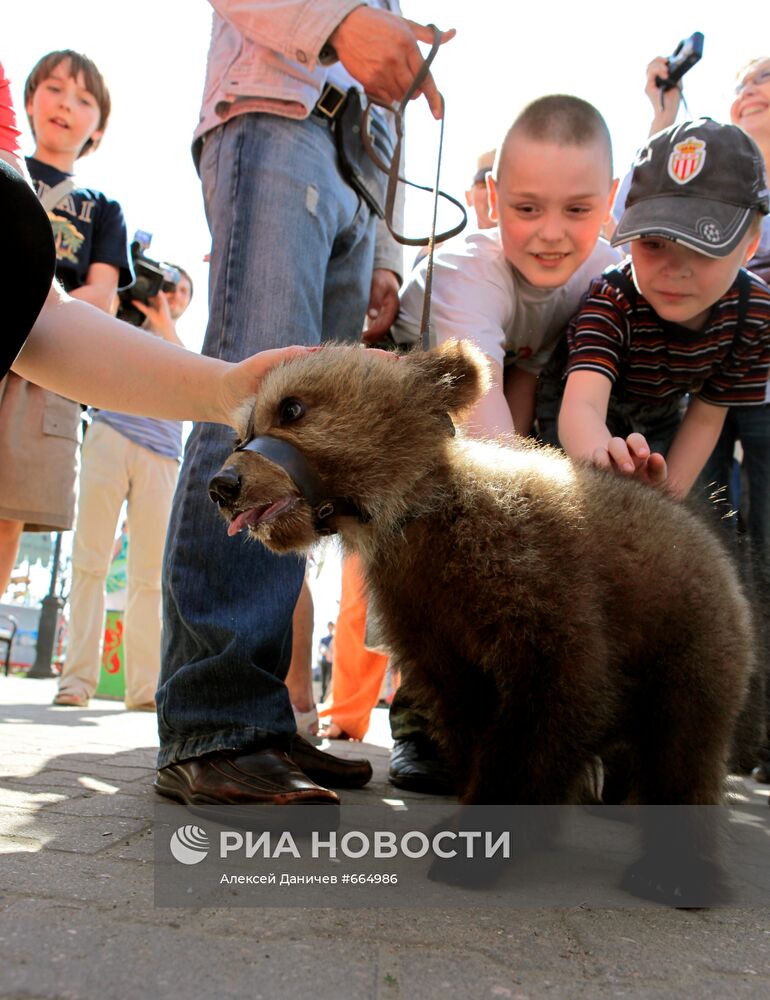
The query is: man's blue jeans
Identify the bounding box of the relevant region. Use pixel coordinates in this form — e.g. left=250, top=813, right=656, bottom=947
left=699, top=405, right=770, bottom=761
left=156, top=113, right=376, bottom=767
left=699, top=405, right=770, bottom=601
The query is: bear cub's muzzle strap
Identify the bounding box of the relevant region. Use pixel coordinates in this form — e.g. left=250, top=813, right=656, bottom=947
left=234, top=434, right=370, bottom=535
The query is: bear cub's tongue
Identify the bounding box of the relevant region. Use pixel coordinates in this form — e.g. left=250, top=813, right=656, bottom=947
left=227, top=497, right=296, bottom=535
left=227, top=507, right=266, bottom=536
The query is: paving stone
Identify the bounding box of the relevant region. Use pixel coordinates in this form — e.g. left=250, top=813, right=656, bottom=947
left=0, top=898, right=376, bottom=1000
left=2, top=674, right=770, bottom=998
left=0, top=808, right=152, bottom=854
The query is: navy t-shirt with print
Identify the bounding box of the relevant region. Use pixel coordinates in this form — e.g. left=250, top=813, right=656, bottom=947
left=26, top=156, right=133, bottom=293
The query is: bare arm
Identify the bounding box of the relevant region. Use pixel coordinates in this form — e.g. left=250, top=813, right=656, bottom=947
left=644, top=56, right=682, bottom=136
left=0, top=148, right=29, bottom=181
left=69, top=261, right=119, bottom=314
left=559, top=370, right=667, bottom=487
left=13, top=283, right=308, bottom=426
left=462, top=357, right=515, bottom=439
left=210, top=1, right=454, bottom=118
left=663, top=397, right=727, bottom=500
left=559, top=369, right=614, bottom=460
left=503, top=366, right=538, bottom=437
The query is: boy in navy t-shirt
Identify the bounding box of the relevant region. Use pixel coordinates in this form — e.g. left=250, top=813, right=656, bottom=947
left=22, top=49, right=132, bottom=300
left=0, top=50, right=132, bottom=594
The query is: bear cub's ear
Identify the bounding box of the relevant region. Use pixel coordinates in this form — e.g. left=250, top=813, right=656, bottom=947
left=412, top=339, right=490, bottom=417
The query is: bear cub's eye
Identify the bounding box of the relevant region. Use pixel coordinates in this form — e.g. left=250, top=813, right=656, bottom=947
left=279, top=397, right=306, bottom=425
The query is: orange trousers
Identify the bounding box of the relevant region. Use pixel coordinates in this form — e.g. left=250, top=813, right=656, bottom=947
left=318, top=554, right=389, bottom=740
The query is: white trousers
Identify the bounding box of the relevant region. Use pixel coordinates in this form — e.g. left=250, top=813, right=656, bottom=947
left=57, top=422, right=178, bottom=706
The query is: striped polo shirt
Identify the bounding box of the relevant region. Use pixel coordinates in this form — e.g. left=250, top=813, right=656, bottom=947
left=566, top=261, right=770, bottom=406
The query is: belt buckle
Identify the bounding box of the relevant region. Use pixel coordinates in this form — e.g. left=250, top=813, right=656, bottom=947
left=316, top=83, right=346, bottom=120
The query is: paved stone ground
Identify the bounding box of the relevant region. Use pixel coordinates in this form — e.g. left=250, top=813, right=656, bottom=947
left=1, top=674, right=769, bottom=1000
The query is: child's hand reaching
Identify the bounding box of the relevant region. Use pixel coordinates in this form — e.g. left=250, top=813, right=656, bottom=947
left=592, top=432, right=668, bottom=488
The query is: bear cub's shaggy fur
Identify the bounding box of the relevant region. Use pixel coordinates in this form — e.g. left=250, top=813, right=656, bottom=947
left=210, top=341, right=754, bottom=904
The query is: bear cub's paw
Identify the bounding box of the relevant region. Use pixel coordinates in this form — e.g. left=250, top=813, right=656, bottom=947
left=619, top=854, right=733, bottom=908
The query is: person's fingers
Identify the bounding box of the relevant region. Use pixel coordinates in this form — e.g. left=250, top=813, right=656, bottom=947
left=591, top=447, right=612, bottom=470
left=645, top=452, right=668, bottom=486
left=364, top=346, right=401, bottom=361
left=365, top=62, right=415, bottom=109
left=646, top=56, right=668, bottom=78
left=366, top=294, right=399, bottom=336
left=379, top=45, right=432, bottom=108
left=131, top=300, right=150, bottom=315
left=279, top=346, right=313, bottom=360
left=148, top=291, right=170, bottom=314
left=364, top=313, right=388, bottom=337
left=402, top=21, right=454, bottom=118
left=403, top=21, right=455, bottom=42
left=626, top=433, right=650, bottom=464
left=364, top=317, right=386, bottom=337
left=364, top=269, right=400, bottom=338
left=644, top=57, right=669, bottom=101
left=417, top=69, right=443, bottom=119
left=606, top=437, right=635, bottom=474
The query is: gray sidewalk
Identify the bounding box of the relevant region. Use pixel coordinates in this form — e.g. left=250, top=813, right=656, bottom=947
left=1, top=673, right=769, bottom=1000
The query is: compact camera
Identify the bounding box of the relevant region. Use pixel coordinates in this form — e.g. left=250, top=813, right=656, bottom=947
left=116, top=230, right=182, bottom=327
left=655, top=32, right=704, bottom=91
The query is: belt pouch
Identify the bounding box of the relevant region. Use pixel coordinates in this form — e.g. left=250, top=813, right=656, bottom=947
left=333, top=88, right=390, bottom=219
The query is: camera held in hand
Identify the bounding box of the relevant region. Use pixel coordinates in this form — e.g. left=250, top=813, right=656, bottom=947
left=117, top=230, right=182, bottom=327
left=655, top=32, right=704, bottom=92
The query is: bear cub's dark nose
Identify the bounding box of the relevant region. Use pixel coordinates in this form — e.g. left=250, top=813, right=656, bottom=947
left=209, top=467, right=242, bottom=506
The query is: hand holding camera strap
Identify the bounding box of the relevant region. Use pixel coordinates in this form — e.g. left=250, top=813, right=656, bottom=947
left=360, top=25, right=467, bottom=346
left=657, top=81, right=691, bottom=116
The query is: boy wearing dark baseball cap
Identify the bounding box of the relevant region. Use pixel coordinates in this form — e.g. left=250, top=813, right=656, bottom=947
left=556, top=118, right=770, bottom=500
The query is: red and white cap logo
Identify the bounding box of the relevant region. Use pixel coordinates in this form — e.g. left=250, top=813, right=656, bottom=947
left=668, top=138, right=707, bottom=185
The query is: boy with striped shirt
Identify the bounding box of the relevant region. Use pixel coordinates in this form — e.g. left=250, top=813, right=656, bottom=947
left=556, top=118, right=770, bottom=500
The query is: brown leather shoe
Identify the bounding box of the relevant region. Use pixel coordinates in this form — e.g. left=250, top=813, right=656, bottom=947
left=154, top=747, right=340, bottom=806
left=289, top=734, right=373, bottom=789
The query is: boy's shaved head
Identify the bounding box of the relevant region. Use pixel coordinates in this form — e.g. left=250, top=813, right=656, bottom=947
left=486, top=93, right=618, bottom=291
left=496, top=94, right=613, bottom=182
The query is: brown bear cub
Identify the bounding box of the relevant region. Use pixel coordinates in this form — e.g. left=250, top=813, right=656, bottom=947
left=209, top=341, right=754, bottom=905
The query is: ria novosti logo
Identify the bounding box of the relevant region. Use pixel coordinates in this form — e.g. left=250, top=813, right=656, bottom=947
left=169, top=825, right=209, bottom=865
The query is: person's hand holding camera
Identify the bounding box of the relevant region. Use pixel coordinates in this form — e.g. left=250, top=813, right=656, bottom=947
left=644, top=56, right=682, bottom=136
left=130, top=290, right=182, bottom=345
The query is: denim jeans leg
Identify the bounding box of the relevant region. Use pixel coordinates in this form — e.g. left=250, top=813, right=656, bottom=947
left=157, top=114, right=375, bottom=766
left=732, top=405, right=770, bottom=752
left=735, top=405, right=770, bottom=599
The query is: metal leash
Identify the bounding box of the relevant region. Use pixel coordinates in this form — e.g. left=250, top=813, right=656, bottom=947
left=361, top=25, right=467, bottom=346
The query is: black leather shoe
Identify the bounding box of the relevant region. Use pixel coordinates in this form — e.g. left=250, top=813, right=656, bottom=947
left=289, top=734, right=373, bottom=789
left=154, top=747, right=340, bottom=807
left=388, top=736, right=455, bottom=796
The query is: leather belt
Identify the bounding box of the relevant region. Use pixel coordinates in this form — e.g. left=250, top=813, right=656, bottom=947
left=311, top=83, right=348, bottom=123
